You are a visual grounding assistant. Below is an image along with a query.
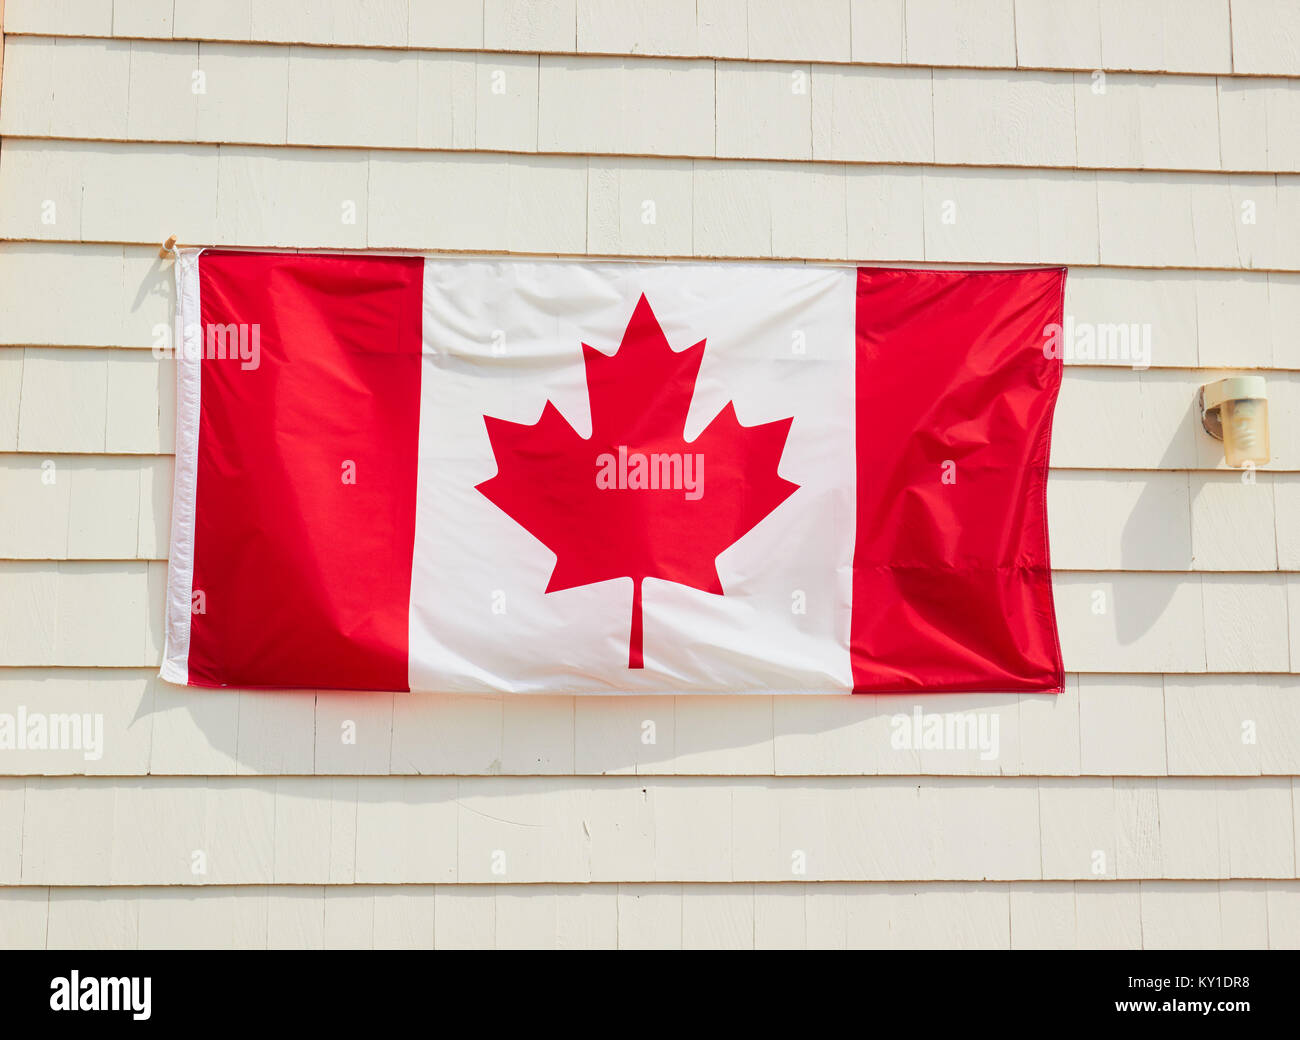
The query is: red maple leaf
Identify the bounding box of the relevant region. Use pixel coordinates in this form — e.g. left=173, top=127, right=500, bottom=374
left=476, top=294, right=799, bottom=668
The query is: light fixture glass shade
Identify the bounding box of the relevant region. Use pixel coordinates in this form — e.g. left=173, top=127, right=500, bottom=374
left=1221, top=397, right=1269, bottom=467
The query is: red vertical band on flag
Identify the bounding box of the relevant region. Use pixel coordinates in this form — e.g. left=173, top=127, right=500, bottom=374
left=188, top=251, right=423, bottom=690
left=852, top=268, right=1066, bottom=693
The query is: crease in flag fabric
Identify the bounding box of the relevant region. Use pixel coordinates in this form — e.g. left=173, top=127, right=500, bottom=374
left=162, top=250, right=1066, bottom=695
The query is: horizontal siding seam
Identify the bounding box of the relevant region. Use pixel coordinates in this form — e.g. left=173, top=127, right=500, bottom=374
left=2, top=238, right=1300, bottom=276
left=0, top=30, right=1295, bottom=81
left=0, top=132, right=1294, bottom=179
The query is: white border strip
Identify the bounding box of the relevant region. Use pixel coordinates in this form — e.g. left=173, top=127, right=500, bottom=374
left=159, top=249, right=204, bottom=685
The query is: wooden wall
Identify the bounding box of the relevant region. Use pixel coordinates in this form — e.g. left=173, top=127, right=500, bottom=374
left=1, top=0, right=1298, bottom=947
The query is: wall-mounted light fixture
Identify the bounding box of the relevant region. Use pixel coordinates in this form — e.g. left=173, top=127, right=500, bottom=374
left=1200, top=376, right=1270, bottom=468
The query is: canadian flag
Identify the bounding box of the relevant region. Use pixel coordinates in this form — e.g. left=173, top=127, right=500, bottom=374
left=163, top=252, right=1065, bottom=695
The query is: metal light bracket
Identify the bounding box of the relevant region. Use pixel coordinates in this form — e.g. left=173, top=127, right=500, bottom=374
left=1200, top=375, right=1267, bottom=441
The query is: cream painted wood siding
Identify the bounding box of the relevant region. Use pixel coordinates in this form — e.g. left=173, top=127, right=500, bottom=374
left=1, top=1, right=1298, bottom=948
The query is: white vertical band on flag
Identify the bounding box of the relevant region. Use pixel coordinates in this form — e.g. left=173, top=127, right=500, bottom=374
left=409, top=259, right=857, bottom=694
left=160, top=249, right=204, bottom=685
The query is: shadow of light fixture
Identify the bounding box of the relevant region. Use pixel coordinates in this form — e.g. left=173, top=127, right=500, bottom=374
left=1200, top=376, right=1269, bottom=468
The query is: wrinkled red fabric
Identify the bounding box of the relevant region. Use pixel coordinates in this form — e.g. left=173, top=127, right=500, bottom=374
left=851, top=267, right=1066, bottom=693
left=188, top=251, right=423, bottom=690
